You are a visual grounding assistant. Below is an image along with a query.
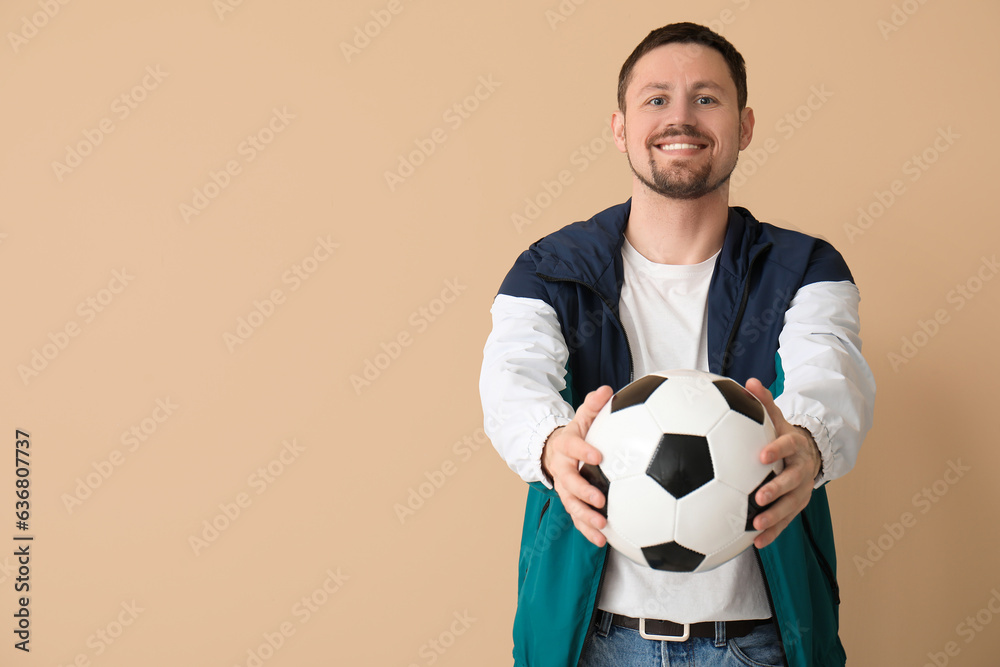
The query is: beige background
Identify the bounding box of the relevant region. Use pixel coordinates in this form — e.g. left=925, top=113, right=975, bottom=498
left=1, top=0, right=998, bottom=664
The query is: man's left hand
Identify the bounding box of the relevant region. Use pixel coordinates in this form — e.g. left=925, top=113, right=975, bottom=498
left=744, top=378, right=822, bottom=549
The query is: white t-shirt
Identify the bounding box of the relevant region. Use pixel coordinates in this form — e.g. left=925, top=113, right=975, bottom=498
left=595, top=236, right=771, bottom=623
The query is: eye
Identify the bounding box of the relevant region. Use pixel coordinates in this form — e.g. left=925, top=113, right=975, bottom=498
left=648, top=96, right=666, bottom=107
left=696, top=96, right=716, bottom=105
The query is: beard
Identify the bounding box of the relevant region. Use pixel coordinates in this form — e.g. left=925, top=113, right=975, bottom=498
left=625, top=127, right=739, bottom=200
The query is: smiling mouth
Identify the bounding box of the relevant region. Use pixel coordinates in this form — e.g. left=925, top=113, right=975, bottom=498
left=654, top=142, right=707, bottom=152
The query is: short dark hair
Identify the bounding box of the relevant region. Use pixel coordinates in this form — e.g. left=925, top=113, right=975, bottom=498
left=617, top=22, right=747, bottom=112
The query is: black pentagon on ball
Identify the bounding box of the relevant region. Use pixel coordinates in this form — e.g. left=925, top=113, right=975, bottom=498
left=611, top=375, right=667, bottom=413
left=745, top=471, right=779, bottom=531
left=642, top=541, right=706, bottom=572
left=647, top=433, right=714, bottom=499
left=579, top=463, right=610, bottom=518
left=712, top=379, right=765, bottom=425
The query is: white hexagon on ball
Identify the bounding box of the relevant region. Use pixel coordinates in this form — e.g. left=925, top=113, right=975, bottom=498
left=643, top=375, right=730, bottom=436
left=606, top=475, right=677, bottom=552
left=707, top=411, right=778, bottom=494
left=586, top=404, right=665, bottom=482
left=674, top=482, right=748, bottom=556
left=599, top=518, right=647, bottom=566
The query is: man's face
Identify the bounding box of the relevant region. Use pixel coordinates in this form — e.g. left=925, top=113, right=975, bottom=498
left=612, top=42, right=754, bottom=200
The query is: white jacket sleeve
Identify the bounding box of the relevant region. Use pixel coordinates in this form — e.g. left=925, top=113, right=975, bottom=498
left=479, top=294, right=576, bottom=489
left=773, top=280, right=876, bottom=487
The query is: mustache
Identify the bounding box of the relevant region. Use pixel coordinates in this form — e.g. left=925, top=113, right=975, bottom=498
left=648, top=127, right=711, bottom=146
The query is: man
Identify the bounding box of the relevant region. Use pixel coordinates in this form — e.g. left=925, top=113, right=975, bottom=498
left=480, top=22, right=875, bottom=667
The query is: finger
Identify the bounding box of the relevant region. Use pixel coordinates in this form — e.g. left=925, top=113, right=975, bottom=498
left=555, top=471, right=607, bottom=515
left=743, top=377, right=772, bottom=407
left=759, top=432, right=798, bottom=466
left=754, top=519, right=790, bottom=550
left=562, top=491, right=604, bottom=525
left=752, top=468, right=814, bottom=548
left=553, top=464, right=605, bottom=511
left=561, top=492, right=608, bottom=543
left=744, top=377, right=787, bottom=430
left=753, top=491, right=799, bottom=531
left=573, top=518, right=608, bottom=547
left=753, top=502, right=798, bottom=549
left=755, top=457, right=808, bottom=506
left=566, top=467, right=605, bottom=509
left=557, top=432, right=603, bottom=467
left=573, top=385, right=614, bottom=433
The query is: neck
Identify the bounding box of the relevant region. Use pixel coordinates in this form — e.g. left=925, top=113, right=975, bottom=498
left=625, top=181, right=730, bottom=265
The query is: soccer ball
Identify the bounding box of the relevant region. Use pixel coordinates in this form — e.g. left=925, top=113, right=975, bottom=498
left=580, top=369, right=783, bottom=573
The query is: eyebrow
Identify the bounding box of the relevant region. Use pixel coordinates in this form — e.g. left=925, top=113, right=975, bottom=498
left=638, top=81, right=726, bottom=94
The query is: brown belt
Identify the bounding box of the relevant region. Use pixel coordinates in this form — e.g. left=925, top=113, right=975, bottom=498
left=604, top=612, right=772, bottom=641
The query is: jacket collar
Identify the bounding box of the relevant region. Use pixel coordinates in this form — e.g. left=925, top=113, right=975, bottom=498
left=532, top=199, right=766, bottom=307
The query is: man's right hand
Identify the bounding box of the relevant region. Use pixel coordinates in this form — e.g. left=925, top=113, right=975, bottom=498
left=540, top=385, right=614, bottom=547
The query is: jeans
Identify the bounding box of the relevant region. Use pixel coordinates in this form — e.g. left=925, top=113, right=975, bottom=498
left=578, top=615, right=787, bottom=667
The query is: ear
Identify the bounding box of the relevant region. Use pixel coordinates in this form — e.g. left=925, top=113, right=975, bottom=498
left=739, top=107, right=755, bottom=150
left=611, top=110, right=628, bottom=153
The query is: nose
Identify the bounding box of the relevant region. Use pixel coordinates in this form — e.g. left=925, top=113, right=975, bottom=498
left=663, top=99, right=698, bottom=130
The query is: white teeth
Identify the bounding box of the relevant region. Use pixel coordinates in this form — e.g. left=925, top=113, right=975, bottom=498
left=658, top=143, right=702, bottom=150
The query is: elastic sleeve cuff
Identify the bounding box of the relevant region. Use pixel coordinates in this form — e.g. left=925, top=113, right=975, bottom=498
left=529, top=414, right=573, bottom=490
left=786, top=413, right=833, bottom=488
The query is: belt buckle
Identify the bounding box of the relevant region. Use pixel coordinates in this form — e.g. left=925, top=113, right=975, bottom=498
left=638, top=618, right=690, bottom=642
